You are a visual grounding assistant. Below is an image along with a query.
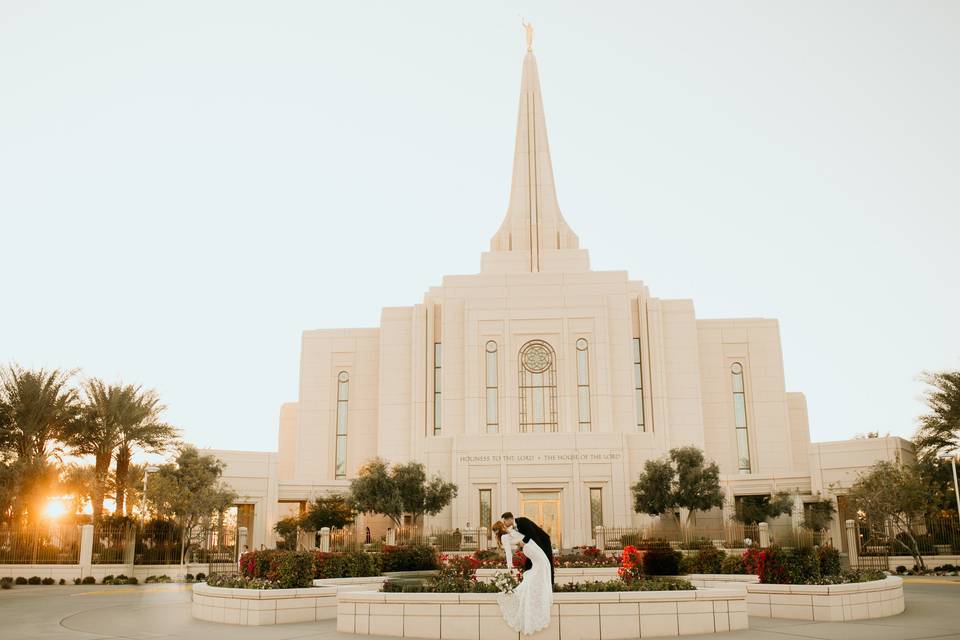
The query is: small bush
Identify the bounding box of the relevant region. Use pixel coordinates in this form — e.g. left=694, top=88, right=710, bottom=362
left=184, top=573, right=195, bottom=582
left=642, top=547, right=683, bottom=576
left=41, top=577, right=56, bottom=585
left=102, top=575, right=115, bottom=585
left=817, top=546, right=842, bottom=576
left=380, top=544, right=439, bottom=572
left=28, top=576, right=42, bottom=585
left=114, top=574, right=128, bottom=583
left=555, top=578, right=695, bottom=592
left=274, top=551, right=316, bottom=588
left=73, top=577, right=82, bottom=585
left=195, top=572, right=206, bottom=581
left=720, top=555, right=747, bottom=574
left=314, top=550, right=381, bottom=579
left=679, top=546, right=726, bottom=574
left=58, top=578, right=66, bottom=585
left=0, top=577, right=12, bottom=585
left=206, top=573, right=279, bottom=589
left=15, top=577, right=28, bottom=585
left=82, top=576, right=96, bottom=584
left=1, top=582, right=10, bottom=590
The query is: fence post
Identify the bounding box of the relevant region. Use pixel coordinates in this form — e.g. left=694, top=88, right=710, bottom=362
left=478, top=527, right=488, bottom=551
left=386, top=528, right=396, bottom=546
left=123, top=526, right=137, bottom=572
left=237, top=526, right=248, bottom=560
left=79, top=524, right=94, bottom=578
left=758, top=522, right=770, bottom=547
left=845, top=519, right=859, bottom=567
left=594, top=526, right=605, bottom=550
left=319, top=527, right=331, bottom=553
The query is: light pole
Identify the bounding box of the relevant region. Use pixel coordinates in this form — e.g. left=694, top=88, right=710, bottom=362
left=939, top=452, right=960, bottom=528
left=141, top=466, right=160, bottom=521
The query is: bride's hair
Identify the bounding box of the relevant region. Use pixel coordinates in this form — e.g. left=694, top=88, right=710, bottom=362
left=491, top=521, right=508, bottom=547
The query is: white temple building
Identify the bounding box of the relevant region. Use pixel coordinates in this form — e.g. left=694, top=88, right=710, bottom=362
left=211, top=42, right=912, bottom=553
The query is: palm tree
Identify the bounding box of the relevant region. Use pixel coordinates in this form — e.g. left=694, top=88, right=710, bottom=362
left=112, top=462, right=145, bottom=517
left=68, top=380, right=125, bottom=521
left=61, top=463, right=98, bottom=517
left=113, top=387, right=177, bottom=515
left=0, top=366, right=79, bottom=521
left=915, top=370, right=960, bottom=459
left=0, top=365, right=79, bottom=464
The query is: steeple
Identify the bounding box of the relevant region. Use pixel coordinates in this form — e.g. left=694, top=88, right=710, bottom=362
left=487, top=33, right=583, bottom=273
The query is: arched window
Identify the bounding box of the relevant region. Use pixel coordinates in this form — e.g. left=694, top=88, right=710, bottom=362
left=518, top=340, right=558, bottom=432
left=576, top=338, right=591, bottom=432
left=485, top=341, right=499, bottom=433
left=731, top=363, right=751, bottom=473
left=335, top=371, right=349, bottom=479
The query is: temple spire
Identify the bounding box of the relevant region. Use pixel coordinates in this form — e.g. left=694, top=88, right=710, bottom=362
left=489, top=33, right=579, bottom=272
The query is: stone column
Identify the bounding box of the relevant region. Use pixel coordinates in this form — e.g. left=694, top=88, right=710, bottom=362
left=237, top=526, right=248, bottom=559
left=319, top=527, right=331, bottom=553
left=594, top=526, right=605, bottom=551
left=845, top=520, right=859, bottom=567
left=791, top=492, right=804, bottom=532
left=123, top=526, right=137, bottom=573
left=386, top=528, right=396, bottom=546
left=758, top=522, right=770, bottom=548
left=478, top=527, right=488, bottom=551
left=78, top=524, right=93, bottom=579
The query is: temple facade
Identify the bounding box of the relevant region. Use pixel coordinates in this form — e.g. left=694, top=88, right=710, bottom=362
left=211, top=45, right=912, bottom=552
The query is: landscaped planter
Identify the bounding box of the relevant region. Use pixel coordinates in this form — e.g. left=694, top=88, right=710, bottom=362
left=192, top=582, right=338, bottom=625
left=744, top=576, right=904, bottom=621
left=313, top=576, right=389, bottom=590
left=336, top=588, right=748, bottom=639
left=475, top=567, right=618, bottom=584
left=685, top=574, right=759, bottom=588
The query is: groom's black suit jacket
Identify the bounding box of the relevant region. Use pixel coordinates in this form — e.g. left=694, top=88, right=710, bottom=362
left=514, top=516, right=555, bottom=584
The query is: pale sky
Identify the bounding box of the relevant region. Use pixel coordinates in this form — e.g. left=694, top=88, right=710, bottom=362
left=1, top=1, right=958, bottom=454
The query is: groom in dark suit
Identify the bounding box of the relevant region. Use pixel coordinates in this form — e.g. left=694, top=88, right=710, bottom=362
left=501, top=511, right=555, bottom=584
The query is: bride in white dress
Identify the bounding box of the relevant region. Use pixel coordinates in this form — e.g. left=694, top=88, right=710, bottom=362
left=497, top=527, right=554, bottom=635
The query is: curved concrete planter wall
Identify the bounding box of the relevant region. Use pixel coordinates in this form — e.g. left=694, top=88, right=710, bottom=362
left=192, top=577, right=386, bottom=626
left=336, top=588, right=748, bottom=639
left=743, top=576, right=904, bottom=621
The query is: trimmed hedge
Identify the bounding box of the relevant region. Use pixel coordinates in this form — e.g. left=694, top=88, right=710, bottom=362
left=642, top=547, right=683, bottom=576
left=313, top=551, right=381, bottom=579
left=380, top=544, right=439, bottom=572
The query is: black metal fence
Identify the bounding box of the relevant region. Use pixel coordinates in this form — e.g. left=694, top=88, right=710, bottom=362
left=0, top=524, right=81, bottom=564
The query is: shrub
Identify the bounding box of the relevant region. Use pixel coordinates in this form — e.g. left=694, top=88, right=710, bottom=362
left=742, top=547, right=762, bottom=575
left=102, top=575, right=115, bottom=585
left=314, top=551, right=381, bottom=579
left=642, top=547, right=683, bottom=576
left=28, top=576, right=42, bottom=585
left=554, top=547, right=619, bottom=568
left=115, top=574, right=128, bottom=583
left=127, top=577, right=138, bottom=585
left=273, top=551, right=316, bottom=588
left=82, top=576, right=96, bottom=584
left=720, top=555, right=747, bottom=574
left=184, top=573, right=195, bottom=582
left=73, top=577, right=82, bottom=585
left=554, top=578, right=694, bottom=592
left=1, top=581, right=10, bottom=590
left=0, top=577, right=12, bottom=585
left=817, top=546, right=841, bottom=576
left=59, top=578, right=66, bottom=585
left=41, top=577, right=56, bottom=585
left=380, top=544, right=439, bottom=572
left=895, top=565, right=907, bottom=574
left=679, top=546, right=726, bottom=574
left=15, top=577, right=28, bottom=585
left=196, top=572, right=206, bottom=581
left=206, top=573, right=278, bottom=589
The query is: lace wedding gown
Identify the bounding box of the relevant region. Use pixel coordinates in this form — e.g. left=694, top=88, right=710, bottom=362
left=497, top=528, right=554, bottom=635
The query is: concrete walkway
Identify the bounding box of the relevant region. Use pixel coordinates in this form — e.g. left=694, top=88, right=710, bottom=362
left=0, top=578, right=957, bottom=639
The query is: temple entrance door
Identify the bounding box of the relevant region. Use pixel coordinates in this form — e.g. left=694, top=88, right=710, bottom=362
left=520, top=491, right=561, bottom=550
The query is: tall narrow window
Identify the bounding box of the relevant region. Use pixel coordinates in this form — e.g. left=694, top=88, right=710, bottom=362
left=589, top=488, right=603, bottom=530
left=632, top=338, right=645, bottom=431
left=433, top=343, right=442, bottom=436
left=485, top=341, right=499, bottom=433
left=518, top=340, right=558, bottom=432
left=335, top=371, right=349, bottom=479
left=479, top=489, right=492, bottom=530
left=731, top=362, right=751, bottom=473
left=576, top=338, right=591, bottom=432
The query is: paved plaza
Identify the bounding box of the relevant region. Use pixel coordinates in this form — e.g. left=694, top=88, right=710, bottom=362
left=0, top=578, right=957, bottom=640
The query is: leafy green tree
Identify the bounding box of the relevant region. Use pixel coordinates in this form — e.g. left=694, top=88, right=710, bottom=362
left=732, top=492, right=794, bottom=525
left=300, top=495, right=355, bottom=531
left=847, top=461, right=931, bottom=570
left=274, top=516, right=300, bottom=550
left=801, top=497, right=837, bottom=531
left=145, top=446, right=236, bottom=564
left=347, top=458, right=457, bottom=527
left=914, top=370, right=960, bottom=459
left=631, top=447, right=724, bottom=531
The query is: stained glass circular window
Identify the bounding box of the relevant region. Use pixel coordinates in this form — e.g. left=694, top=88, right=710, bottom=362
left=522, top=343, right=553, bottom=373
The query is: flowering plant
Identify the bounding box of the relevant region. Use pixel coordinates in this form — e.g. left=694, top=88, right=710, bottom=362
left=617, top=545, right=644, bottom=583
